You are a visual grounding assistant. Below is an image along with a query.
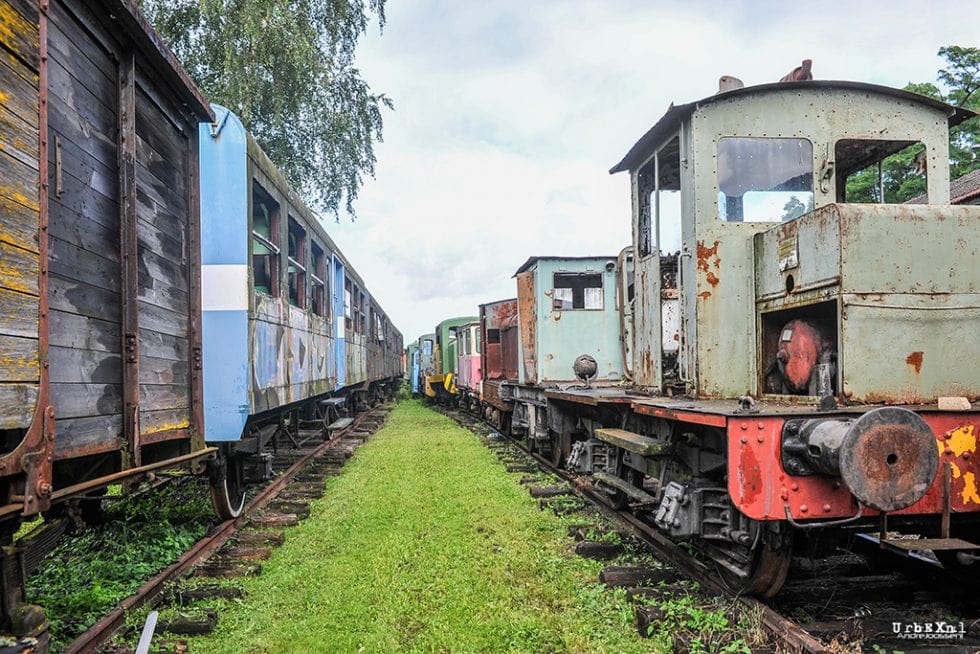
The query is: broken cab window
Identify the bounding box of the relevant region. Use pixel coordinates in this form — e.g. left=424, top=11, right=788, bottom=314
left=717, top=137, right=813, bottom=222
left=553, top=273, right=603, bottom=310
left=637, top=136, right=682, bottom=257
left=836, top=139, right=927, bottom=203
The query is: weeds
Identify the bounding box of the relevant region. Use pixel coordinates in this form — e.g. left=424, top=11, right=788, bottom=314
left=27, top=477, right=214, bottom=652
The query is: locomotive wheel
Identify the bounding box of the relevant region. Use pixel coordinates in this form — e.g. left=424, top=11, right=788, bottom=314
left=716, top=523, right=792, bottom=599
left=209, top=454, right=246, bottom=521
left=549, top=431, right=570, bottom=468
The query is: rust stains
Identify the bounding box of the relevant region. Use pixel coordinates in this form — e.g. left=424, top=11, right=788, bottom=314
left=696, top=240, right=720, bottom=272
left=739, top=443, right=761, bottom=505
left=698, top=291, right=711, bottom=300
left=706, top=271, right=720, bottom=287
left=905, top=351, right=924, bottom=374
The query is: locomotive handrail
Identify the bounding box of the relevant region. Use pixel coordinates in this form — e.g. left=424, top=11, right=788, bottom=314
left=783, top=503, right=863, bottom=529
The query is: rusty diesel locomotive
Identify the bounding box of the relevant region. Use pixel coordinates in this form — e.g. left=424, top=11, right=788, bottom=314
left=450, top=79, right=980, bottom=597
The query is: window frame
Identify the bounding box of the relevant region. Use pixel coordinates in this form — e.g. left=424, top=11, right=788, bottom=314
left=251, top=181, right=281, bottom=298
left=286, top=216, right=307, bottom=309
left=310, top=241, right=326, bottom=317
left=716, top=136, right=815, bottom=224
left=552, top=272, right=604, bottom=311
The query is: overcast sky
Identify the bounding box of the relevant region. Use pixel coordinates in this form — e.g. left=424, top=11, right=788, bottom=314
left=324, top=0, right=980, bottom=343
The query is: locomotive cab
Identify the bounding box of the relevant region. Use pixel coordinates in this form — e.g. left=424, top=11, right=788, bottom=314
left=613, top=81, right=976, bottom=402
left=608, top=80, right=980, bottom=592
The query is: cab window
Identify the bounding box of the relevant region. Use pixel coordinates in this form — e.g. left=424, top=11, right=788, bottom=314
left=717, top=137, right=813, bottom=222
left=637, top=136, right=682, bottom=256
left=553, top=273, right=603, bottom=310
left=836, top=139, right=927, bottom=203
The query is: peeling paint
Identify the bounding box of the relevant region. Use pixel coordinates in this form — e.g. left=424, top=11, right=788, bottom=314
left=905, top=351, right=923, bottom=374
left=696, top=239, right=720, bottom=272
left=961, top=471, right=980, bottom=505
left=945, top=425, right=976, bottom=458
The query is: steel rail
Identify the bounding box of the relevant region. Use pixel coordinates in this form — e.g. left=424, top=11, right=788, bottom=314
left=448, top=409, right=830, bottom=654
left=62, top=410, right=382, bottom=654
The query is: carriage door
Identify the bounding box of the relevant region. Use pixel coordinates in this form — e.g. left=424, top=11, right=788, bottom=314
left=332, top=257, right=346, bottom=388
left=631, top=136, right=682, bottom=389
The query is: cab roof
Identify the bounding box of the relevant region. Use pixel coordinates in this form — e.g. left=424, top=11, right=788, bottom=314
left=609, top=80, right=977, bottom=175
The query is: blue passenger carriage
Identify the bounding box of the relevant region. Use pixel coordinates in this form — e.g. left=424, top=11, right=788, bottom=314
left=199, top=106, right=402, bottom=517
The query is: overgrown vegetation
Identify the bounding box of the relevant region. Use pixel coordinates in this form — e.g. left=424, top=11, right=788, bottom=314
left=26, top=478, right=215, bottom=652
left=140, top=0, right=391, bottom=218
left=640, top=588, right=763, bottom=654
left=186, top=401, right=654, bottom=653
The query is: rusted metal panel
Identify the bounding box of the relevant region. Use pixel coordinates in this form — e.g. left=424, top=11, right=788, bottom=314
left=516, top=257, right=624, bottom=385
left=629, top=167, right=660, bottom=387
left=516, top=272, right=536, bottom=384
left=753, top=203, right=979, bottom=403
left=479, top=298, right=518, bottom=382
left=481, top=379, right=510, bottom=411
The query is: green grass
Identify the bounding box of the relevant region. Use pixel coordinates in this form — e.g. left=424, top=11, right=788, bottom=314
left=186, top=400, right=655, bottom=653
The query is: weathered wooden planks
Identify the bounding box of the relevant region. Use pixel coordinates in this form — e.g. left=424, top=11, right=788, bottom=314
left=0, top=237, right=39, bottom=296
left=0, top=286, right=37, bottom=338
left=53, top=414, right=122, bottom=460
left=0, top=0, right=40, bottom=68
left=48, top=234, right=120, bottom=293
left=42, top=0, right=204, bottom=464
left=0, top=334, right=38, bottom=381
left=48, top=279, right=121, bottom=323
left=46, top=0, right=124, bottom=451
left=140, top=407, right=190, bottom=434
left=49, top=382, right=121, bottom=419
left=48, top=345, right=121, bottom=384
left=0, top=382, right=38, bottom=428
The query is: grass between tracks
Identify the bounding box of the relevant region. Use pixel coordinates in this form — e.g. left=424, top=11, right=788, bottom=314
left=186, top=400, right=654, bottom=653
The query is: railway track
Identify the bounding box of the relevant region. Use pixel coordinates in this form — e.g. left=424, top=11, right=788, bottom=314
left=60, top=405, right=393, bottom=654
left=442, top=406, right=980, bottom=653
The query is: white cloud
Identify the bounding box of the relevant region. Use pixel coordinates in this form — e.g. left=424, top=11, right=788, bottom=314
left=322, top=0, right=980, bottom=342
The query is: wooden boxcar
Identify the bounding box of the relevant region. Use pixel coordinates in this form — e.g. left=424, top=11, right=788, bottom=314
left=0, top=0, right=215, bottom=639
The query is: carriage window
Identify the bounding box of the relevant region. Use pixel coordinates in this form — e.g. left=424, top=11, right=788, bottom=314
left=287, top=217, right=306, bottom=308
left=487, top=328, right=501, bottom=344
left=359, top=292, right=367, bottom=334
left=553, top=273, right=603, bottom=310
left=836, top=140, right=927, bottom=204
left=344, top=280, right=352, bottom=325
left=349, top=286, right=360, bottom=333
left=718, top=137, right=813, bottom=222
left=252, top=183, right=280, bottom=296
left=310, top=242, right=326, bottom=316
left=637, top=136, right=682, bottom=257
